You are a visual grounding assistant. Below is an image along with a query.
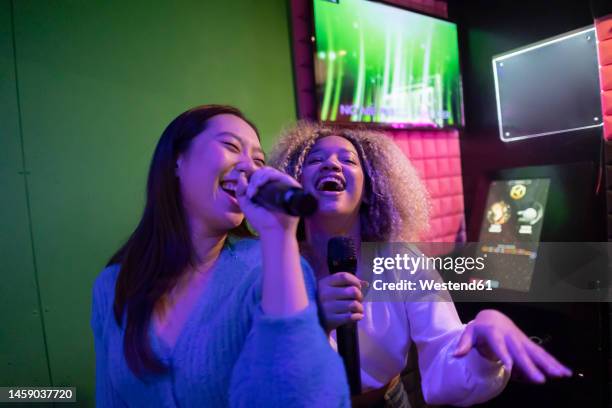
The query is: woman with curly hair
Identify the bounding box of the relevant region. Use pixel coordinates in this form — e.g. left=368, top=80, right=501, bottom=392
left=269, top=122, right=571, bottom=407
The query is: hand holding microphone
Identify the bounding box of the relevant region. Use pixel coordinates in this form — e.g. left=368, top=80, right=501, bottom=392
left=236, top=166, right=317, bottom=234
left=252, top=179, right=318, bottom=217
left=317, top=273, right=366, bottom=332
left=327, top=237, right=363, bottom=396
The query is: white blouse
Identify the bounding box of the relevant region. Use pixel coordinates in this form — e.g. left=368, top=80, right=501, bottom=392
left=330, top=299, right=510, bottom=406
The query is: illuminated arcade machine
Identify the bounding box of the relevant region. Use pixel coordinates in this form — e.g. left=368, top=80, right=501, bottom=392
left=470, top=25, right=606, bottom=290
left=290, top=0, right=611, bottom=406
left=458, top=3, right=612, bottom=408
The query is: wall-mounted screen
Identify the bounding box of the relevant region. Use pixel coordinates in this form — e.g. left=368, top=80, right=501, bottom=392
left=492, top=26, right=603, bottom=142
left=312, top=0, right=463, bottom=128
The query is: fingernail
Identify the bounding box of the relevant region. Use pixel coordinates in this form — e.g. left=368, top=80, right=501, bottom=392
left=360, top=280, right=369, bottom=288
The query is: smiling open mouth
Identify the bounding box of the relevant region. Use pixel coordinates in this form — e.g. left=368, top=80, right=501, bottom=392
left=316, top=176, right=346, bottom=192
left=220, top=180, right=237, bottom=198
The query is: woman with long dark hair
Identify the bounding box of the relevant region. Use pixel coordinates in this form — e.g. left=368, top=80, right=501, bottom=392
left=91, top=106, right=349, bottom=407
left=270, top=122, right=572, bottom=407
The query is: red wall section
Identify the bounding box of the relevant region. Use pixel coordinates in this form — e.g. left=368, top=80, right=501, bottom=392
left=383, top=0, right=448, bottom=18
left=388, top=130, right=465, bottom=242
left=596, top=16, right=612, bottom=140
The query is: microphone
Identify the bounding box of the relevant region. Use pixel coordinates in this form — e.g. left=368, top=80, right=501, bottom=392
left=252, top=180, right=318, bottom=216
left=327, top=237, right=362, bottom=396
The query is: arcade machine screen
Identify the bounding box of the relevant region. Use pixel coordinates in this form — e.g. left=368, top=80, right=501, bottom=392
left=473, top=178, right=550, bottom=292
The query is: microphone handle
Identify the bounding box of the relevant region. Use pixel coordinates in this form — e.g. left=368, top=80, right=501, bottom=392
left=336, top=323, right=362, bottom=395
left=327, top=237, right=361, bottom=395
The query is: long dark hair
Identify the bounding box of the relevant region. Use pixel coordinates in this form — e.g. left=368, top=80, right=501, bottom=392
left=107, top=105, right=258, bottom=378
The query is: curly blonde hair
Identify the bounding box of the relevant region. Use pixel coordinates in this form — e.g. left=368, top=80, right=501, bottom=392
left=269, top=121, right=430, bottom=241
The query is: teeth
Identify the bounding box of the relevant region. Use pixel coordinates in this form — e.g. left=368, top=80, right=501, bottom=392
left=221, top=181, right=237, bottom=191
left=316, top=176, right=345, bottom=191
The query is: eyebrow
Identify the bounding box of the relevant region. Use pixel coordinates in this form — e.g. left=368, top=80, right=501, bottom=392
left=307, top=147, right=357, bottom=156
left=216, top=132, right=264, bottom=156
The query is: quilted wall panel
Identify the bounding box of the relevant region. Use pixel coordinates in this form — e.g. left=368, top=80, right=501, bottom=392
left=388, top=130, right=465, bottom=242
left=596, top=16, right=612, bottom=140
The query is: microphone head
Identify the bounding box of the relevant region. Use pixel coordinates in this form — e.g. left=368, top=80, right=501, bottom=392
left=286, top=189, right=318, bottom=216
left=327, top=237, right=357, bottom=274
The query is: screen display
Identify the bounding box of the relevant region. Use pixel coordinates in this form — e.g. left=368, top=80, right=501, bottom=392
left=492, top=26, right=602, bottom=142
left=312, top=0, right=463, bottom=128
left=473, top=178, right=550, bottom=292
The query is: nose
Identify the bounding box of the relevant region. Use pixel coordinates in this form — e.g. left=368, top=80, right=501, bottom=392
left=234, top=154, right=258, bottom=176
left=321, top=155, right=341, bottom=172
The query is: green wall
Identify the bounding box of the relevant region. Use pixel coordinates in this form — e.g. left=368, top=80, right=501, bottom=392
left=0, top=0, right=53, bottom=393
left=1, top=1, right=296, bottom=405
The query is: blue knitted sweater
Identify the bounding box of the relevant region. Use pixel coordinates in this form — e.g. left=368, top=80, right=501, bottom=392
left=91, top=238, right=350, bottom=407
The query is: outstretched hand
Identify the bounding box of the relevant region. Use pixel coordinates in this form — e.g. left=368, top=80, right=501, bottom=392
left=453, top=309, right=572, bottom=383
